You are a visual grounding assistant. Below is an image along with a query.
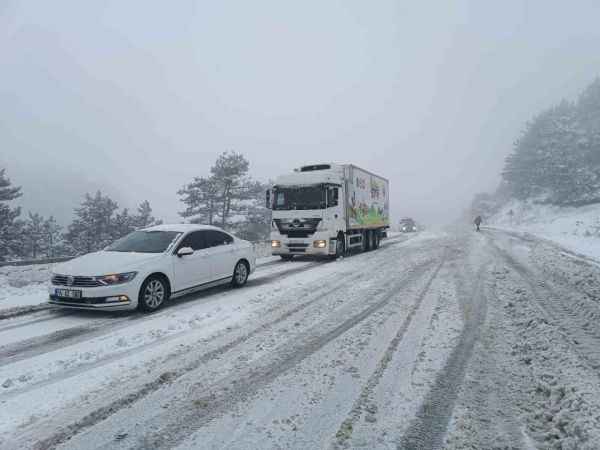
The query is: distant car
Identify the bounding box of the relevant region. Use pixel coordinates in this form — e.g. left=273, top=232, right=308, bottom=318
left=48, top=224, right=256, bottom=312
left=399, top=218, right=418, bottom=233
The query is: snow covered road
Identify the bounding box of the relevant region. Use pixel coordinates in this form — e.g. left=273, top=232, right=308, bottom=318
left=1, top=231, right=600, bottom=449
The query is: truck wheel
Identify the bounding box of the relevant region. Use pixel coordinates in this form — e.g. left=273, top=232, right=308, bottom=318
left=373, top=231, right=380, bottom=249
left=332, top=233, right=345, bottom=259
left=362, top=230, right=370, bottom=252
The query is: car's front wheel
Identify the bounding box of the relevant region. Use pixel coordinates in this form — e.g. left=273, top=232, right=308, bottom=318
left=232, top=260, right=249, bottom=287
left=138, top=276, right=169, bottom=312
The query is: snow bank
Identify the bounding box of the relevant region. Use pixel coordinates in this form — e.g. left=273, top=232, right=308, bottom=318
left=0, top=264, right=53, bottom=311
left=489, top=200, right=600, bottom=261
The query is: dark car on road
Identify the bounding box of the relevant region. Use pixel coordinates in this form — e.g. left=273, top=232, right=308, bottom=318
left=399, top=218, right=418, bottom=233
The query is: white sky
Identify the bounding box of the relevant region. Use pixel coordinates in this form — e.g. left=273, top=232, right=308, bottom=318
left=2, top=0, right=600, bottom=225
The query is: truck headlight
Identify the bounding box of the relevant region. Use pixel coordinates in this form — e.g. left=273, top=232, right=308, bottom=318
left=271, top=240, right=281, bottom=248
left=313, top=240, right=327, bottom=248
left=96, top=272, right=137, bottom=285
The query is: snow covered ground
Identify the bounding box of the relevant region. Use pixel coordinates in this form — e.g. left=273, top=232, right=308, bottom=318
left=1, top=230, right=600, bottom=449
left=489, top=200, right=600, bottom=261
left=0, top=263, right=54, bottom=316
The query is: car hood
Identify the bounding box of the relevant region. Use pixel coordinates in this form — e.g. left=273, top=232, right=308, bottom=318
left=54, top=251, right=163, bottom=276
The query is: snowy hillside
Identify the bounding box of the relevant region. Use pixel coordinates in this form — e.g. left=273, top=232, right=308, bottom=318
left=489, top=200, right=600, bottom=260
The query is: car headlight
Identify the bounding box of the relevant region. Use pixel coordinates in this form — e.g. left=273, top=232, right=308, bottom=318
left=96, top=272, right=138, bottom=285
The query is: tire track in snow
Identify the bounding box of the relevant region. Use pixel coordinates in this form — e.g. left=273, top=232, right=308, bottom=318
left=332, top=253, right=448, bottom=449
left=0, top=304, right=53, bottom=321
left=397, top=255, right=489, bottom=450
left=486, top=236, right=600, bottom=374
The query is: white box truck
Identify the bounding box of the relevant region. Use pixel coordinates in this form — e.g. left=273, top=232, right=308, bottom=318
left=267, top=163, right=390, bottom=259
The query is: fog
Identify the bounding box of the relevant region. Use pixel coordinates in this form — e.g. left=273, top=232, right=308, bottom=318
left=2, top=1, right=600, bottom=226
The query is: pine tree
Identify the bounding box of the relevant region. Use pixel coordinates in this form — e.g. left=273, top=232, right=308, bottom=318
left=64, top=191, right=119, bottom=254
left=42, top=216, right=64, bottom=258
left=134, top=200, right=160, bottom=229
left=113, top=208, right=135, bottom=240
left=0, top=168, right=23, bottom=261
left=178, top=176, right=221, bottom=225
left=210, top=151, right=256, bottom=228
left=179, top=152, right=269, bottom=238
left=232, top=181, right=271, bottom=241
left=23, top=212, right=45, bottom=259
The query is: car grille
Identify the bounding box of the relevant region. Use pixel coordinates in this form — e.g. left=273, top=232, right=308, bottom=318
left=51, top=275, right=103, bottom=287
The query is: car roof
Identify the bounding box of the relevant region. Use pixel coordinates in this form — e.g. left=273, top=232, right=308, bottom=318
left=142, top=224, right=226, bottom=233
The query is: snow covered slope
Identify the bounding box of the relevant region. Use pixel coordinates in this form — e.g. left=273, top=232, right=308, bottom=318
left=489, top=200, right=600, bottom=261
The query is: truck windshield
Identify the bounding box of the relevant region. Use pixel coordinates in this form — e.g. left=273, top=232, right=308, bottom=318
left=273, top=186, right=326, bottom=210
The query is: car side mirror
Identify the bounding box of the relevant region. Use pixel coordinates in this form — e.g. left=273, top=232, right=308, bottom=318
left=177, top=246, right=194, bottom=257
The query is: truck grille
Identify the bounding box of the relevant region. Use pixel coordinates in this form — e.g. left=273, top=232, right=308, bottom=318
left=287, top=242, right=309, bottom=253
left=274, top=218, right=321, bottom=238
left=51, top=275, right=103, bottom=287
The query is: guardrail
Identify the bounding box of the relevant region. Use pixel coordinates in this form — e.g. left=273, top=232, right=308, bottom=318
left=0, top=256, right=75, bottom=268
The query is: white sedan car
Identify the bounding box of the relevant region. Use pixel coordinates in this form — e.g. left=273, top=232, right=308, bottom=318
left=48, top=224, right=256, bottom=312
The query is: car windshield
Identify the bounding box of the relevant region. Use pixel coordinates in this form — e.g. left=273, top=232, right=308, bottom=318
left=273, top=186, right=326, bottom=210
left=105, top=231, right=182, bottom=253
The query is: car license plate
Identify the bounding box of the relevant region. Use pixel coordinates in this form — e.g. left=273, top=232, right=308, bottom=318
left=55, top=289, right=82, bottom=299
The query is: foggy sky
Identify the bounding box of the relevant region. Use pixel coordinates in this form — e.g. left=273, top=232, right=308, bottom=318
left=2, top=1, right=600, bottom=226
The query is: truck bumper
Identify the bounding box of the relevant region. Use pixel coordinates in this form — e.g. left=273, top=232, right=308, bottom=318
left=270, top=234, right=334, bottom=256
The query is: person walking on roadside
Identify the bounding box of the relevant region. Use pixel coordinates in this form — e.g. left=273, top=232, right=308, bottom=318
left=474, top=215, right=482, bottom=232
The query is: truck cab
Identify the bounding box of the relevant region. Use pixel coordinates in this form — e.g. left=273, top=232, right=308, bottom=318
left=268, top=165, right=345, bottom=257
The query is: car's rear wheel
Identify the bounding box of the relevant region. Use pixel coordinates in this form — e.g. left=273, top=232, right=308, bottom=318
left=232, top=260, right=249, bottom=287
left=138, top=276, right=169, bottom=312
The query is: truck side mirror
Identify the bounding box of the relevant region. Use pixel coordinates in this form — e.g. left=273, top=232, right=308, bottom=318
left=265, top=190, right=271, bottom=209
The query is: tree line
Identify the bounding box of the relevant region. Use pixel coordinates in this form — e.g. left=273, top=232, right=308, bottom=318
left=0, top=171, right=160, bottom=262
left=0, top=151, right=270, bottom=262
left=471, top=77, right=600, bottom=216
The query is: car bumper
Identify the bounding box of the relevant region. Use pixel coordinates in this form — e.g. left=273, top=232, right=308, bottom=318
left=48, top=282, right=139, bottom=311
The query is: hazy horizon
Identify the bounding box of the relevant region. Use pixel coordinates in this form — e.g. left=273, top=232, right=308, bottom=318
left=3, top=1, right=600, bottom=226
